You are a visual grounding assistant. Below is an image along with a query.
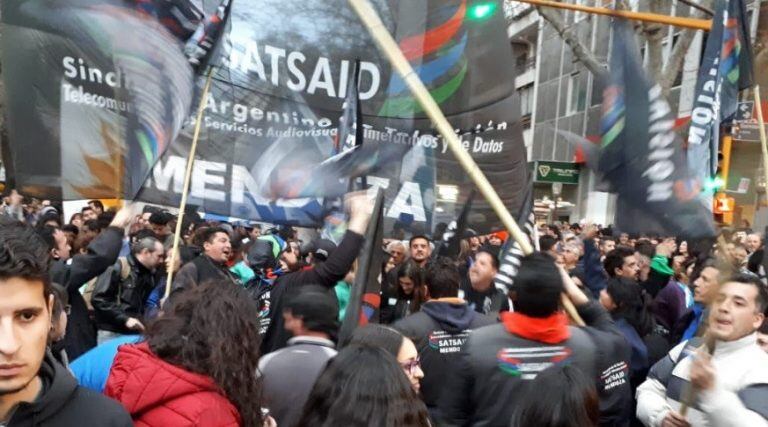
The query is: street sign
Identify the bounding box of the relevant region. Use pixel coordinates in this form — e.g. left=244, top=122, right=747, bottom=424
left=533, top=161, right=580, bottom=184
left=732, top=122, right=768, bottom=142
left=735, top=101, right=754, bottom=122
left=736, top=177, right=750, bottom=194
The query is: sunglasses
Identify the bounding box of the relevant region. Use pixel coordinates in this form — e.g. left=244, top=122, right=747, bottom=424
left=400, top=358, right=421, bottom=375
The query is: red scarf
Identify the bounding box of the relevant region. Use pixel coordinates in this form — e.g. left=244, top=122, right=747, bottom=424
left=501, top=311, right=570, bottom=344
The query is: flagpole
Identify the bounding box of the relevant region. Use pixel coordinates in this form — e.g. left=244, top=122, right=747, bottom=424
left=514, top=0, right=712, bottom=31
left=164, top=68, right=215, bottom=300
left=755, top=86, right=768, bottom=196
left=348, top=0, right=585, bottom=326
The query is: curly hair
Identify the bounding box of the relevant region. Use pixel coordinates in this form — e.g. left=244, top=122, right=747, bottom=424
left=146, top=281, right=264, bottom=426
left=296, top=345, right=431, bottom=427
left=0, top=217, right=52, bottom=297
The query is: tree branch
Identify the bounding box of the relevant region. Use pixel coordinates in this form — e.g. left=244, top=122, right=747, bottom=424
left=534, top=5, right=607, bottom=79
left=658, top=0, right=713, bottom=94
left=677, top=0, right=714, bottom=16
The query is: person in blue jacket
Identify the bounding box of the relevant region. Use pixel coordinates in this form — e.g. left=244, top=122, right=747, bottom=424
left=70, top=335, right=142, bottom=392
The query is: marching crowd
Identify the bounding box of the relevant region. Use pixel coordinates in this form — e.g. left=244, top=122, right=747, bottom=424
left=0, top=190, right=767, bottom=427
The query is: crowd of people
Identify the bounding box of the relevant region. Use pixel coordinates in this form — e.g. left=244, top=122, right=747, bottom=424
left=1, top=190, right=767, bottom=426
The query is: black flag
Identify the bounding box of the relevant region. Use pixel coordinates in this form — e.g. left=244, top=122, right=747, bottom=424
left=494, top=174, right=536, bottom=293
left=339, top=189, right=386, bottom=345
left=595, top=19, right=715, bottom=239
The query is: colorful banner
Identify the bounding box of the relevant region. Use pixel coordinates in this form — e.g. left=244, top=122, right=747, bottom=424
left=0, top=0, right=194, bottom=200
left=136, top=0, right=529, bottom=233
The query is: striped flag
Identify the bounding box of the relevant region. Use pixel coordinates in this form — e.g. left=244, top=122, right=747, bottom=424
left=494, top=175, right=537, bottom=293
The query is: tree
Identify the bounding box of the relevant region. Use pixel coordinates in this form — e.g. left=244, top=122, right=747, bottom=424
left=506, top=0, right=713, bottom=98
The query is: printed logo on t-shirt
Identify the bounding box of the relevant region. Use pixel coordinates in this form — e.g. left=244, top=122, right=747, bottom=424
left=428, top=330, right=471, bottom=354
left=600, top=361, right=629, bottom=390
left=496, top=346, right=572, bottom=379
left=258, top=290, right=271, bottom=335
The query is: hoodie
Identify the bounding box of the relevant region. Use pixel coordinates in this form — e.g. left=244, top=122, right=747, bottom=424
left=394, top=299, right=495, bottom=415
left=4, top=351, right=131, bottom=427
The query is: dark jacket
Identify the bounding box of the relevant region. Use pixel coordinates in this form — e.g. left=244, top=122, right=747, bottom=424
left=260, top=230, right=364, bottom=354
left=439, top=301, right=632, bottom=427
left=5, top=351, right=132, bottom=426
left=394, top=299, right=495, bottom=417
left=92, top=255, right=160, bottom=333
left=51, top=227, right=124, bottom=360
left=171, top=254, right=240, bottom=296
left=459, top=279, right=509, bottom=318
left=258, top=336, right=337, bottom=427
left=380, top=296, right=413, bottom=325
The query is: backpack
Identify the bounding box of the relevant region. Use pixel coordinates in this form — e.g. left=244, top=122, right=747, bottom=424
left=83, top=257, right=131, bottom=312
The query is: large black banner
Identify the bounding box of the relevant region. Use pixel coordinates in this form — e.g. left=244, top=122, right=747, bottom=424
left=137, top=0, right=528, bottom=232
left=0, top=0, right=193, bottom=200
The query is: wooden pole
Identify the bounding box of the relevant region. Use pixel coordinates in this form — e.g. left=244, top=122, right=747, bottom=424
left=164, top=68, right=215, bottom=300
left=348, top=0, right=586, bottom=326
left=514, top=0, right=712, bottom=31
left=755, top=86, right=768, bottom=195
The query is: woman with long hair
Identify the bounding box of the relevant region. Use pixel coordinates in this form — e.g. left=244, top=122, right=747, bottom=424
left=105, top=281, right=269, bottom=426
left=348, top=324, right=424, bottom=392
left=296, top=345, right=431, bottom=427
left=510, top=364, right=599, bottom=427
left=381, top=260, right=426, bottom=324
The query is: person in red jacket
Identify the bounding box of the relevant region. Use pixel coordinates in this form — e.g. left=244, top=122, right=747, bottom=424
left=105, top=281, right=271, bottom=426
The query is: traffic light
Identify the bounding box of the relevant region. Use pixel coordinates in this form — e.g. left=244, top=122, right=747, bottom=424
left=704, top=136, right=732, bottom=193
left=468, top=1, right=497, bottom=21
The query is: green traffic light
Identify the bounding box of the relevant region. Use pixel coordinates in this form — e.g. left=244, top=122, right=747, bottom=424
left=704, top=176, right=725, bottom=192
left=468, top=2, right=497, bottom=20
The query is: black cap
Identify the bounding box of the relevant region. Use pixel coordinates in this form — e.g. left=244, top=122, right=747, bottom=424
left=308, top=239, right=337, bottom=262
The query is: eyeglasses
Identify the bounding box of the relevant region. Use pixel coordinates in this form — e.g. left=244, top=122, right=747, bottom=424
left=400, top=358, right=421, bottom=375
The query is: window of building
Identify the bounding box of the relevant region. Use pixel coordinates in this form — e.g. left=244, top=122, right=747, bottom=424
left=566, top=72, right=586, bottom=116
left=519, top=83, right=534, bottom=117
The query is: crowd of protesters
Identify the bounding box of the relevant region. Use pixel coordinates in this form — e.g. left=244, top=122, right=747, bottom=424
left=1, top=190, right=767, bottom=427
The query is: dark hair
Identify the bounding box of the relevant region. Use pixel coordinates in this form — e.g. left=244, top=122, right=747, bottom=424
left=409, top=234, right=431, bottom=248
left=724, top=273, right=768, bottom=314
left=348, top=324, right=404, bottom=357
left=395, top=260, right=427, bottom=311
left=510, top=364, right=599, bottom=427
left=201, top=226, right=229, bottom=244
left=149, top=211, right=170, bottom=226
left=511, top=253, right=563, bottom=318
left=38, top=212, right=62, bottom=228
left=604, top=246, right=635, bottom=278
left=83, top=219, right=102, bottom=233
left=35, top=225, right=59, bottom=252
left=81, top=206, right=94, bottom=214
left=284, top=285, right=340, bottom=340
left=634, top=241, right=656, bottom=259
left=547, top=224, right=562, bottom=240
left=760, top=318, right=768, bottom=334
left=600, top=236, right=615, bottom=246
left=605, top=277, right=655, bottom=336
left=88, top=200, right=104, bottom=211
left=130, top=228, right=158, bottom=243
left=69, top=213, right=83, bottom=224
left=297, top=345, right=430, bottom=427
left=476, top=246, right=500, bottom=270
left=146, top=281, right=264, bottom=426
left=0, top=218, right=53, bottom=298
left=425, top=258, right=461, bottom=299
left=97, top=211, right=115, bottom=230
left=61, top=224, right=79, bottom=236
left=50, top=282, right=69, bottom=320
left=539, top=235, right=558, bottom=252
